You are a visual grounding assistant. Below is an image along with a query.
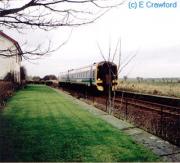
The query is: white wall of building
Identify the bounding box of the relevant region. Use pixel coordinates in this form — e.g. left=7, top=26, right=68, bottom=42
left=0, top=34, right=21, bottom=83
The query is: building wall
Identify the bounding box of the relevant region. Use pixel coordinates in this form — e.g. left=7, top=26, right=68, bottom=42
left=0, top=35, right=21, bottom=83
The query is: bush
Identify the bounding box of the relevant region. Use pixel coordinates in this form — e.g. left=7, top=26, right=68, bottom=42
left=43, top=75, right=57, bottom=81
left=0, top=81, right=16, bottom=108
left=32, top=76, right=41, bottom=81
left=20, top=66, right=27, bottom=81
left=45, top=81, right=53, bottom=86
left=153, top=89, right=159, bottom=95
left=3, top=72, right=15, bottom=82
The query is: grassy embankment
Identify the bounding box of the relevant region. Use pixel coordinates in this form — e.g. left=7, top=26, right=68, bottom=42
left=0, top=85, right=160, bottom=161
left=118, top=79, right=180, bottom=98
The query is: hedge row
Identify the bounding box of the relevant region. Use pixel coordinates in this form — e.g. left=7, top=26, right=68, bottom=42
left=0, top=81, right=18, bottom=108
left=27, top=80, right=59, bottom=87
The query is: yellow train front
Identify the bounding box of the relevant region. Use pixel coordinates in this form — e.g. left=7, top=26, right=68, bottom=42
left=58, top=61, right=118, bottom=92
left=96, top=61, right=118, bottom=91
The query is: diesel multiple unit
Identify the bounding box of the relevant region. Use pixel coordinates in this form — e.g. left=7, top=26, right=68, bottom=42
left=59, top=61, right=118, bottom=91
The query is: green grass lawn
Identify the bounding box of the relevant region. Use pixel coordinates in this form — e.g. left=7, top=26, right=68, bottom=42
left=0, top=85, right=160, bottom=161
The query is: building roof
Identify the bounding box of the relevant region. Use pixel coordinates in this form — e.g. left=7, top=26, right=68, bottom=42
left=0, top=31, right=22, bottom=57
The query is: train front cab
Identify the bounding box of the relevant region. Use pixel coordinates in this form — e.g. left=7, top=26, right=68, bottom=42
left=96, top=61, right=118, bottom=91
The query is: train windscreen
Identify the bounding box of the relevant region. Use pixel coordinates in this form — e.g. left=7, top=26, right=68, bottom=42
left=97, top=63, right=117, bottom=81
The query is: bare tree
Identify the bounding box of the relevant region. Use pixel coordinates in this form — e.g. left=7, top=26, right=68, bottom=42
left=20, top=66, right=27, bottom=81
left=97, top=39, right=138, bottom=115
left=0, top=0, right=123, bottom=58
left=123, top=75, right=128, bottom=81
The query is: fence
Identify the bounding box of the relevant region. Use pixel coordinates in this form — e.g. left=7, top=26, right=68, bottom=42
left=113, top=92, right=180, bottom=146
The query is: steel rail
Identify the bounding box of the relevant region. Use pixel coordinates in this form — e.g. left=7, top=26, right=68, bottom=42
left=113, top=97, right=180, bottom=116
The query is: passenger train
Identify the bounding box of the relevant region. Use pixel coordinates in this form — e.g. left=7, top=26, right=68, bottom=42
left=58, top=61, right=118, bottom=91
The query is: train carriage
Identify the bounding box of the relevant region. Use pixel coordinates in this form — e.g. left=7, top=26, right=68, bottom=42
left=59, top=61, right=118, bottom=91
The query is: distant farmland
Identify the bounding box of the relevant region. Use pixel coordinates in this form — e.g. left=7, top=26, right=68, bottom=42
left=117, top=78, right=180, bottom=98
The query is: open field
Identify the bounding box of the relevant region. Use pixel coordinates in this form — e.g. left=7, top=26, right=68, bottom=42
left=117, top=79, right=180, bottom=98
left=0, top=85, right=159, bottom=162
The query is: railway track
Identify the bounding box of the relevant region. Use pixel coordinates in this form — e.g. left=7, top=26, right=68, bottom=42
left=115, top=90, right=180, bottom=107
left=113, top=96, right=180, bottom=116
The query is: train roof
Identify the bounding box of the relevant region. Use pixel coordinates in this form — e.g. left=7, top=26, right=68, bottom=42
left=97, top=61, right=117, bottom=66
left=59, top=61, right=117, bottom=75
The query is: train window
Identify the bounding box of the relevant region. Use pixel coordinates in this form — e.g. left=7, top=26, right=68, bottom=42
left=87, top=71, right=89, bottom=78
left=97, top=65, right=103, bottom=79
left=93, top=70, right=95, bottom=79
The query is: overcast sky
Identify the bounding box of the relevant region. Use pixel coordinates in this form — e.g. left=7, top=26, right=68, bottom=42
left=3, top=0, right=180, bottom=78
